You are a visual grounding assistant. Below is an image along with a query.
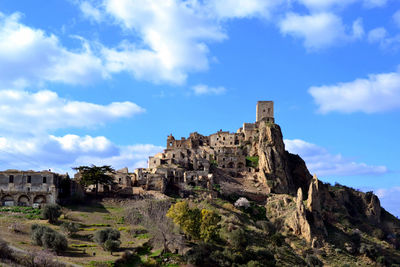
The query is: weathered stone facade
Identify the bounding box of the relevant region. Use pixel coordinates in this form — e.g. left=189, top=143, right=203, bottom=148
left=0, top=170, right=64, bottom=206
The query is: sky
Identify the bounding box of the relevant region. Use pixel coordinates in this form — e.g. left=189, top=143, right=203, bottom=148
left=0, top=0, right=399, bottom=216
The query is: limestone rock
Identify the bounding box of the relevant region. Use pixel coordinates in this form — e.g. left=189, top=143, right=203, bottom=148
left=364, top=192, right=381, bottom=224
left=286, top=188, right=312, bottom=243
left=256, top=124, right=294, bottom=194
left=307, top=174, right=321, bottom=213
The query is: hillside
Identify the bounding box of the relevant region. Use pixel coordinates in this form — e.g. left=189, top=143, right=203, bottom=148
left=1, top=120, right=400, bottom=267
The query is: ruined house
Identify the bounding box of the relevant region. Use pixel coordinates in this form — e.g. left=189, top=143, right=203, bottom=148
left=134, top=101, right=275, bottom=192
left=0, top=170, right=65, bottom=206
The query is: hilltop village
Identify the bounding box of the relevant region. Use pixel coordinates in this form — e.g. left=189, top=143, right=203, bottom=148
left=1, top=101, right=400, bottom=267
left=0, top=101, right=276, bottom=205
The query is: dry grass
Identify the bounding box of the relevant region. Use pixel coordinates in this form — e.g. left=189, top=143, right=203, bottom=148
left=0, top=200, right=150, bottom=266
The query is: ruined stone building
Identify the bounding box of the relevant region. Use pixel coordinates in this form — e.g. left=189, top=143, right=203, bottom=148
left=1, top=101, right=277, bottom=202
left=0, top=170, right=64, bottom=206
left=132, top=101, right=275, bottom=192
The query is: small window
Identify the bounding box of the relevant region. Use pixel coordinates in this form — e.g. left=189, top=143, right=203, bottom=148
left=27, top=188, right=30, bottom=192
left=154, top=161, right=156, bottom=164
left=263, top=109, right=265, bottom=112
left=9, top=175, right=14, bottom=183
left=223, top=137, right=225, bottom=140
left=42, top=177, right=46, bottom=183
left=172, top=154, right=175, bottom=158
left=119, top=178, right=122, bottom=183
left=27, top=176, right=31, bottom=183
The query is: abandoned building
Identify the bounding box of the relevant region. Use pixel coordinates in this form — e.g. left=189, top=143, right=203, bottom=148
left=137, top=101, right=275, bottom=192
left=0, top=170, right=65, bottom=206
left=1, top=101, right=276, bottom=200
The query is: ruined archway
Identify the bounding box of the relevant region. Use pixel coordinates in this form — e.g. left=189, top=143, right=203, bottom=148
left=237, top=162, right=244, bottom=169
left=18, top=195, right=30, bottom=206
left=228, top=162, right=235, bottom=168
left=2, top=195, right=14, bottom=206
left=33, top=195, right=46, bottom=204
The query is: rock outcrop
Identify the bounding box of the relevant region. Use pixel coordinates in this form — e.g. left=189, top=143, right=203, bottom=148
left=286, top=188, right=312, bottom=243
left=255, top=123, right=312, bottom=195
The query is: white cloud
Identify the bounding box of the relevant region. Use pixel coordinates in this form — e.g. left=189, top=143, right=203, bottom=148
left=363, top=0, right=387, bottom=8
left=192, top=84, right=226, bottom=95
left=296, top=0, right=386, bottom=10
left=284, top=139, right=387, bottom=176
left=352, top=18, right=364, bottom=39
left=0, top=134, right=162, bottom=173
left=0, top=12, right=107, bottom=88
left=394, top=10, right=400, bottom=28
left=79, top=1, right=103, bottom=22
left=296, top=0, right=358, bottom=11
left=0, top=89, right=144, bottom=135
left=309, top=69, right=400, bottom=113
left=279, top=12, right=361, bottom=50
left=368, top=27, right=387, bottom=43
left=206, top=0, right=283, bottom=19
left=100, top=0, right=227, bottom=84
left=374, top=187, right=400, bottom=218
left=368, top=27, right=400, bottom=50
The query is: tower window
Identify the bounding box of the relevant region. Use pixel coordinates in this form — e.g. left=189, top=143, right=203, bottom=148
left=9, top=175, right=13, bottom=183
left=43, top=177, right=46, bottom=183
left=27, top=176, right=31, bottom=183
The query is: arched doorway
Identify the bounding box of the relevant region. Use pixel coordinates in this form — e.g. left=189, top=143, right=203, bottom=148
left=2, top=195, right=14, bottom=206
left=18, top=195, right=30, bottom=206
left=33, top=195, right=46, bottom=204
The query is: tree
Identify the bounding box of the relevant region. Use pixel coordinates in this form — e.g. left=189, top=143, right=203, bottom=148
left=200, top=209, right=221, bottom=242
left=126, top=199, right=183, bottom=253
left=73, top=165, right=115, bottom=194
left=93, top=228, right=121, bottom=253
left=166, top=201, right=221, bottom=242
left=31, top=224, right=68, bottom=253
left=60, top=222, right=79, bottom=237
left=41, top=204, right=62, bottom=224
left=166, top=201, right=201, bottom=240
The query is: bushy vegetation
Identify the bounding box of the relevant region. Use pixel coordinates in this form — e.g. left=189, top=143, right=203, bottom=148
left=60, top=222, right=79, bottom=237
left=31, top=224, right=68, bottom=252
left=41, top=204, right=62, bottom=224
left=0, top=206, right=41, bottom=219
left=93, top=228, right=121, bottom=253
left=245, top=156, right=259, bottom=168
left=0, top=238, right=13, bottom=260
left=167, top=200, right=221, bottom=242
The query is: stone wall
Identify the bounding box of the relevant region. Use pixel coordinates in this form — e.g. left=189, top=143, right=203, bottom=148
left=0, top=170, right=61, bottom=206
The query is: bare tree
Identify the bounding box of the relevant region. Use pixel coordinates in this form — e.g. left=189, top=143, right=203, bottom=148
left=126, top=199, right=185, bottom=253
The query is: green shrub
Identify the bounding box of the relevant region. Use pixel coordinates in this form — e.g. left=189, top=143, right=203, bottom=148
left=270, top=233, right=284, bottom=246
left=31, top=224, right=67, bottom=252
left=305, top=254, right=323, bottom=267
left=42, top=231, right=68, bottom=252
left=245, top=156, right=259, bottom=168
left=60, top=222, right=79, bottom=237
left=93, top=228, right=121, bottom=251
left=0, top=239, right=13, bottom=260
left=104, top=239, right=121, bottom=253
left=376, top=256, right=386, bottom=265
left=228, top=228, right=247, bottom=250
left=167, top=201, right=221, bottom=242
left=41, top=204, right=62, bottom=224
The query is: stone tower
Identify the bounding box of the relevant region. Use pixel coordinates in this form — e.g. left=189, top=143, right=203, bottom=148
left=256, top=101, right=274, bottom=122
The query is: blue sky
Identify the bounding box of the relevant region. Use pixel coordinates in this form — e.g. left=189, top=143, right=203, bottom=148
left=0, top=0, right=399, bottom=215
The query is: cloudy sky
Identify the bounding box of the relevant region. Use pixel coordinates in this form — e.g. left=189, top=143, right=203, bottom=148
left=0, top=0, right=399, bottom=216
